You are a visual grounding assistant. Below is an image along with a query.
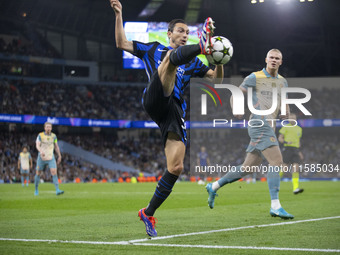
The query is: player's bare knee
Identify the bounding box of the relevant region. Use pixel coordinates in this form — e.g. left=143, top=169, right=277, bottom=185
left=169, top=163, right=183, bottom=176
left=158, top=51, right=177, bottom=97
left=158, top=51, right=174, bottom=72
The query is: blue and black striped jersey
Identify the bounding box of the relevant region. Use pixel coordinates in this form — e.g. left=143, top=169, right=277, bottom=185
left=132, top=40, right=210, bottom=113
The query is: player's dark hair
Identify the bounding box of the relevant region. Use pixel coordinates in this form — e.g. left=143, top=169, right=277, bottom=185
left=168, top=19, right=186, bottom=33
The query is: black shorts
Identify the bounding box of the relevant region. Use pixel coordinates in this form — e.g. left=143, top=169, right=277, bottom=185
left=142, top=71, right=187, bottom=147
left=282, top=147, right=301, bottom=164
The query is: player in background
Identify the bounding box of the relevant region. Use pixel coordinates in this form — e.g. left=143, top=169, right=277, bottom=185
left=18, top=146, right=32, bottom=187
left=197, top=146, right=211, bottom=181
left=278, top=113, right=304, bottom=194
left=34, top=122, right=64, bottom=196
left=197, top=146, right=211, bottom=167
left=206, top=49, right=294, bottom=219
left=110, top=0, right=223, bottom=236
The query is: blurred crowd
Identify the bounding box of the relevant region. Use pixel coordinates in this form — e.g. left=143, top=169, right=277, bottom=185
left=0, top=34, right=61, bottom=58
left=0, top=130, right=169, bottom=184
left=190, top=130, right=340, bottom=179
left=0, top=79, right=149, bottom=120
left=1, top=78, right=340, bottom=120
left=1, top=128, right=339, bottom=184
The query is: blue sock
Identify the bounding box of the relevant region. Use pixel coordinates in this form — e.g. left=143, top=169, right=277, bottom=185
left=169, top=44, right=201, bottom=66
left=144, top=170, right=178, bottom=216
left=217, top=165, right=249, bottom=187
left=34, top=175, right=40, bottom=190
left=21, top=176, right=24, bottom=186
left=267, top=166, right=280, bottom=200
left=26, top=176, right=29, bottom=186
left=52, top=175, right=59, bottom=191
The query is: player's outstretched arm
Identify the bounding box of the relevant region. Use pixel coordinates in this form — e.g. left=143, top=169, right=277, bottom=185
left=110, top=0, right=133, bottom=53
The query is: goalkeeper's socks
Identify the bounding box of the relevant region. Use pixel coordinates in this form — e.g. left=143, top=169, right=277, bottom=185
left=212, top=165, right=248, bottom=191
left=144, top=170, right=178, bottom=216
left=169, top=44, right=201, bottom=66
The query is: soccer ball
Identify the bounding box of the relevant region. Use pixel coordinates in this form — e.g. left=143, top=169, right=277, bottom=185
left=206, top=36, right=233, bottom=65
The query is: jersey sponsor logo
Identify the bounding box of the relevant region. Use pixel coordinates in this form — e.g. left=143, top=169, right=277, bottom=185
left=177, top=66, right=185, bottom=78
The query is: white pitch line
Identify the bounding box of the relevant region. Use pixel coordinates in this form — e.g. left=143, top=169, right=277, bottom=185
left=127, top=215, right=340, bottom=243
left=0, top=238, right=128, bottom=245
left=0, top=238, right=339, bottom=253
left=1, top=216, right=339, bottom=253
left=132, top=243, right=340, bottom=253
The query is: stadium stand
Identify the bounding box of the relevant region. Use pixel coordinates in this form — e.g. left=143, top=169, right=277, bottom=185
left=1, top=128, right=339, bottom=184
left=1, top=78, right=340, bottom=120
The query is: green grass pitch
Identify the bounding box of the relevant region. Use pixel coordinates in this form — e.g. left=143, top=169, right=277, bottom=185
left=1, top=181, right=339, bottom=254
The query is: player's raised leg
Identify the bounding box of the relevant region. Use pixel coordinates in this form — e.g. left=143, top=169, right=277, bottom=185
left=206, top=152, right=261, bottom=209
left=262, top=146, right=294, bottom=219
left=157, top=50, right=178, bottom=97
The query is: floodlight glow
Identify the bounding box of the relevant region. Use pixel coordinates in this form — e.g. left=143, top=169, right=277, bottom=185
left=250, top=0, right=315, bottom=4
